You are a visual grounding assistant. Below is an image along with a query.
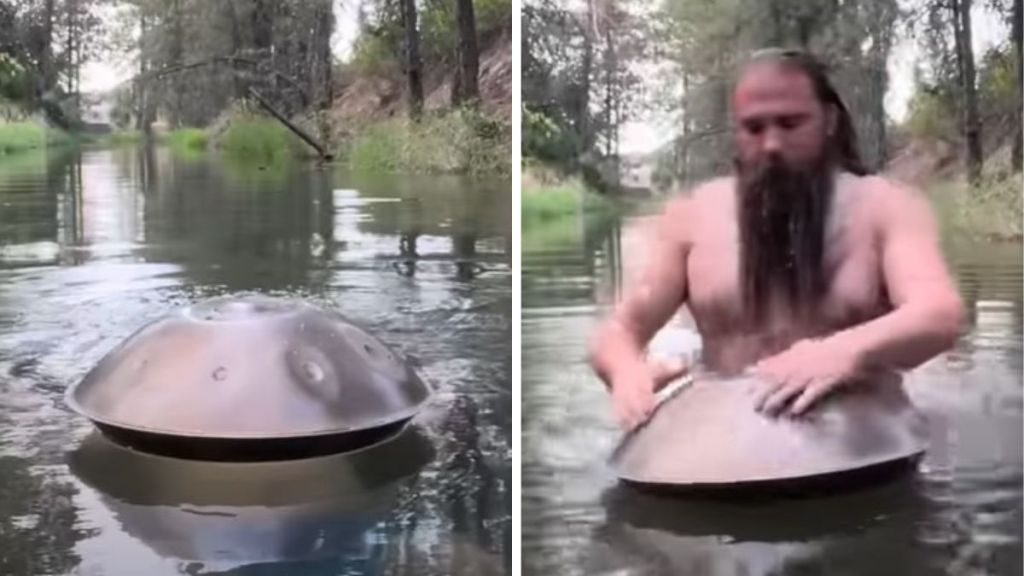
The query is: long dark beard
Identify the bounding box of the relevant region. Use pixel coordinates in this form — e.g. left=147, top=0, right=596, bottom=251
left=736, top=155, right=834, bottom=327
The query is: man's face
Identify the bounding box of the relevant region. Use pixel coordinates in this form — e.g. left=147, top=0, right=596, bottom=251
left=732, top=61, right=831, bottom=172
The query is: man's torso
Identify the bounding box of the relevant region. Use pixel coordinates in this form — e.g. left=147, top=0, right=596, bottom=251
left=679, top=172, right=892, bottom=372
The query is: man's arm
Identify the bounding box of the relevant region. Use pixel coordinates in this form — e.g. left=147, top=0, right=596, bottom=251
left=831, top=179, right=964, bottom=371
left=589, top=197, right=692, bottom=388
left=755, top=178, right=964, bottom=416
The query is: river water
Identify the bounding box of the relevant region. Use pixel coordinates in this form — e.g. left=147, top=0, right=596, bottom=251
left=0, top=146, right=512, bottom=575
left=523, top=207, right=1023, bottom=575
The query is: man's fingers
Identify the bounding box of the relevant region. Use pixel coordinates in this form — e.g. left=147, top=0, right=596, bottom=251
left=753, top=379, right=785, bottom=412
left=789, top=379, right=837, bottom=416
left=761, top=380, right=807, bottom=416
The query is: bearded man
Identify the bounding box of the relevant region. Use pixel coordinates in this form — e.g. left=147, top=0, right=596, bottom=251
left=589, top=49, right=964, bottom=430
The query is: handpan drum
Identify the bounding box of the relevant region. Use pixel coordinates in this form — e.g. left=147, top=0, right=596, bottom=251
left=610, top=369, right=929, bottom=493
left=65, top=295, right=432, bottom=460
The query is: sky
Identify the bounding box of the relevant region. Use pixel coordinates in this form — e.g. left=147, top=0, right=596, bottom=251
left=79, top=0, right=1011, bottom=156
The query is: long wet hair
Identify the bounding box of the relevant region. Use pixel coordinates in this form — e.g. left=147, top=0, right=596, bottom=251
left=735, top=49, right=867, bottom=327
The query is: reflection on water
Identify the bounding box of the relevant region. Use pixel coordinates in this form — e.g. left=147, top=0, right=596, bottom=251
left=0, top=146, right=512, bottom=575
left=523, top=209, right=1022, bottom=576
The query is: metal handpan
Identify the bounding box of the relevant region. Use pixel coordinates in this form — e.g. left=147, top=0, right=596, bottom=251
left=610, top=370, right=929, bottom=493
left=65, top=295, right=432, bottom=460
left=68, top=426, right=434, bottom=568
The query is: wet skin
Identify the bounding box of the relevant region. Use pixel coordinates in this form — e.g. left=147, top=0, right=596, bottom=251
left=590, top=61, right=964, bottom=430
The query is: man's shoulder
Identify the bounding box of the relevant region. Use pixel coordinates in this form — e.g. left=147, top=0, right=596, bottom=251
left=843, top=172, right=937, bottom=233
left=663, top=176, right=734, bottom=214
left=845, top=172, right=924, bottom=204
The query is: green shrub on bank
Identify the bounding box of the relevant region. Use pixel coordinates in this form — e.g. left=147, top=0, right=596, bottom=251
left=220, top=117, right=300, bottom=166
left=0, top=121, right=47, bottom=155
left=522, top=177, right=615, bottom=224
left=347, top=107, right=511, bottom=177
left=166, top=128, right=209, bottom=153
left=928, top=171, right=1023, bottom=241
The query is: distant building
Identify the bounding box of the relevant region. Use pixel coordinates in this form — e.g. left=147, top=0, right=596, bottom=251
left=618, top=152, right=655, bottom=194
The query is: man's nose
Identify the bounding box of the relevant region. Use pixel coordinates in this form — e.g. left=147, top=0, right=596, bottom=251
left=762, top=127, right=782, bottom=154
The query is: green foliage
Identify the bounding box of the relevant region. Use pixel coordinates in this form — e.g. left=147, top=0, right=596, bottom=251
left=220, top=118, right=300, bottom=166
left=351, top=0, right=510, bottom=72
left=522, top=105, right=581, bottom=165
left=522, top=179, right=615, bottom=224
left=0, top=54, right=32, bottom=104
left=166, top=128, right=209, bottom=152
left=346, top=108, right=511, bottom=176
left=350, top=34, right=401, bottom=76
left=928, top=171, right=1023, bottom=241
left=905, top=88, right=958, bottom=143
left=0, top=121, right=47, bottom=155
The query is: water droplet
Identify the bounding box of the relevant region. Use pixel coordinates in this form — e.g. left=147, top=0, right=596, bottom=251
left=213, top=367, right=228, bottom=381
left=303, top=361, right=324, bottom=383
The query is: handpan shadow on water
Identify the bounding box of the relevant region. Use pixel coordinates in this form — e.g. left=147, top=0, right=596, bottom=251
left=67, top=425, right=435, bottom=572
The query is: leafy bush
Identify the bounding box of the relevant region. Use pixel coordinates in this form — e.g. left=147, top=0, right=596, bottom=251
left=905, top=89, right=957, bottom=143
left=0, top=121, right=47, bottom=155
left=220, top=117, right=301, bottom=166
left=347, top=107, right=510, bottom=176
left=166, top=128, right=209, bottom=152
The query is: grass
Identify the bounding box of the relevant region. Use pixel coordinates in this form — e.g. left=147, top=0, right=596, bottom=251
left=219, top=117, right=300, bottom=166
left=927, top=171, right=1023, bottom=241
left=522, top=176, right=616, bottom=225
left=165, top=128, right=209, bottom=154
left=345, top=108, right=511, bottom=177
left=0, top=121, right=48, bottom=155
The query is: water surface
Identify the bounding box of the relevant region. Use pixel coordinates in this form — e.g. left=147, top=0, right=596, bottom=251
left=0, top=146, right=512, bottom=575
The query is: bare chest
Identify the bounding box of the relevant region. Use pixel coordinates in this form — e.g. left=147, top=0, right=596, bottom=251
left=685, top=191, right=888, bottom=337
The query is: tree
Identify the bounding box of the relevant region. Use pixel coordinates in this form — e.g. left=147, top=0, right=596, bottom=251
left=453, top=0, right=480, bottom=105
left=952, top=0, right=983, bottom=183
left=1013, top=0, right=1022, bottom=171
left=401, top=0, right=424, bottom=118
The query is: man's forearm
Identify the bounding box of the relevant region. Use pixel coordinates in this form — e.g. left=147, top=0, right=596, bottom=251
left=589, top=318, right=649, bottom=388
left=831, top=297, right=963, bottom=373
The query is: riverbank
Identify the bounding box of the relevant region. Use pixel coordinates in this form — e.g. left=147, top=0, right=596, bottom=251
left=926, top=171, right=1022, bottom=242
left=0, top=120, right=75, bottom=156
left=522, top=164, right=617, bottom=224
left=343, top=107, right=511, bottom=177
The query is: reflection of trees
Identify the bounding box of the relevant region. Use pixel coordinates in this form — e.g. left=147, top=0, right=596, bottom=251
left=0, top=456, right=96, bottom=575
left=138, top=148, right=335, bottom=290
left=0, top=148, right=79, bottom=253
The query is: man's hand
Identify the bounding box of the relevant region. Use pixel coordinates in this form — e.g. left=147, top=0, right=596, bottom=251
left=752, top=338, right=861, bottom=417
left=611, top=358, right=689, bottom=430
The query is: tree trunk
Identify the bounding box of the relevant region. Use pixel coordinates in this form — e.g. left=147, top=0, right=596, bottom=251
left=453, top=0, right=480, bottom=105
left=135, top=10, right=152, bottom=135
left=38, top=0, right=55, bottom=103
left=952, top=0, right=983, bottom=184
left=226, top=0, right=246, bottom=99
left=401, top=0, right=424, bottom=119
left=1013, top=0, right=1022, bottom=171
left=168, top=0, right=186, bottom=128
